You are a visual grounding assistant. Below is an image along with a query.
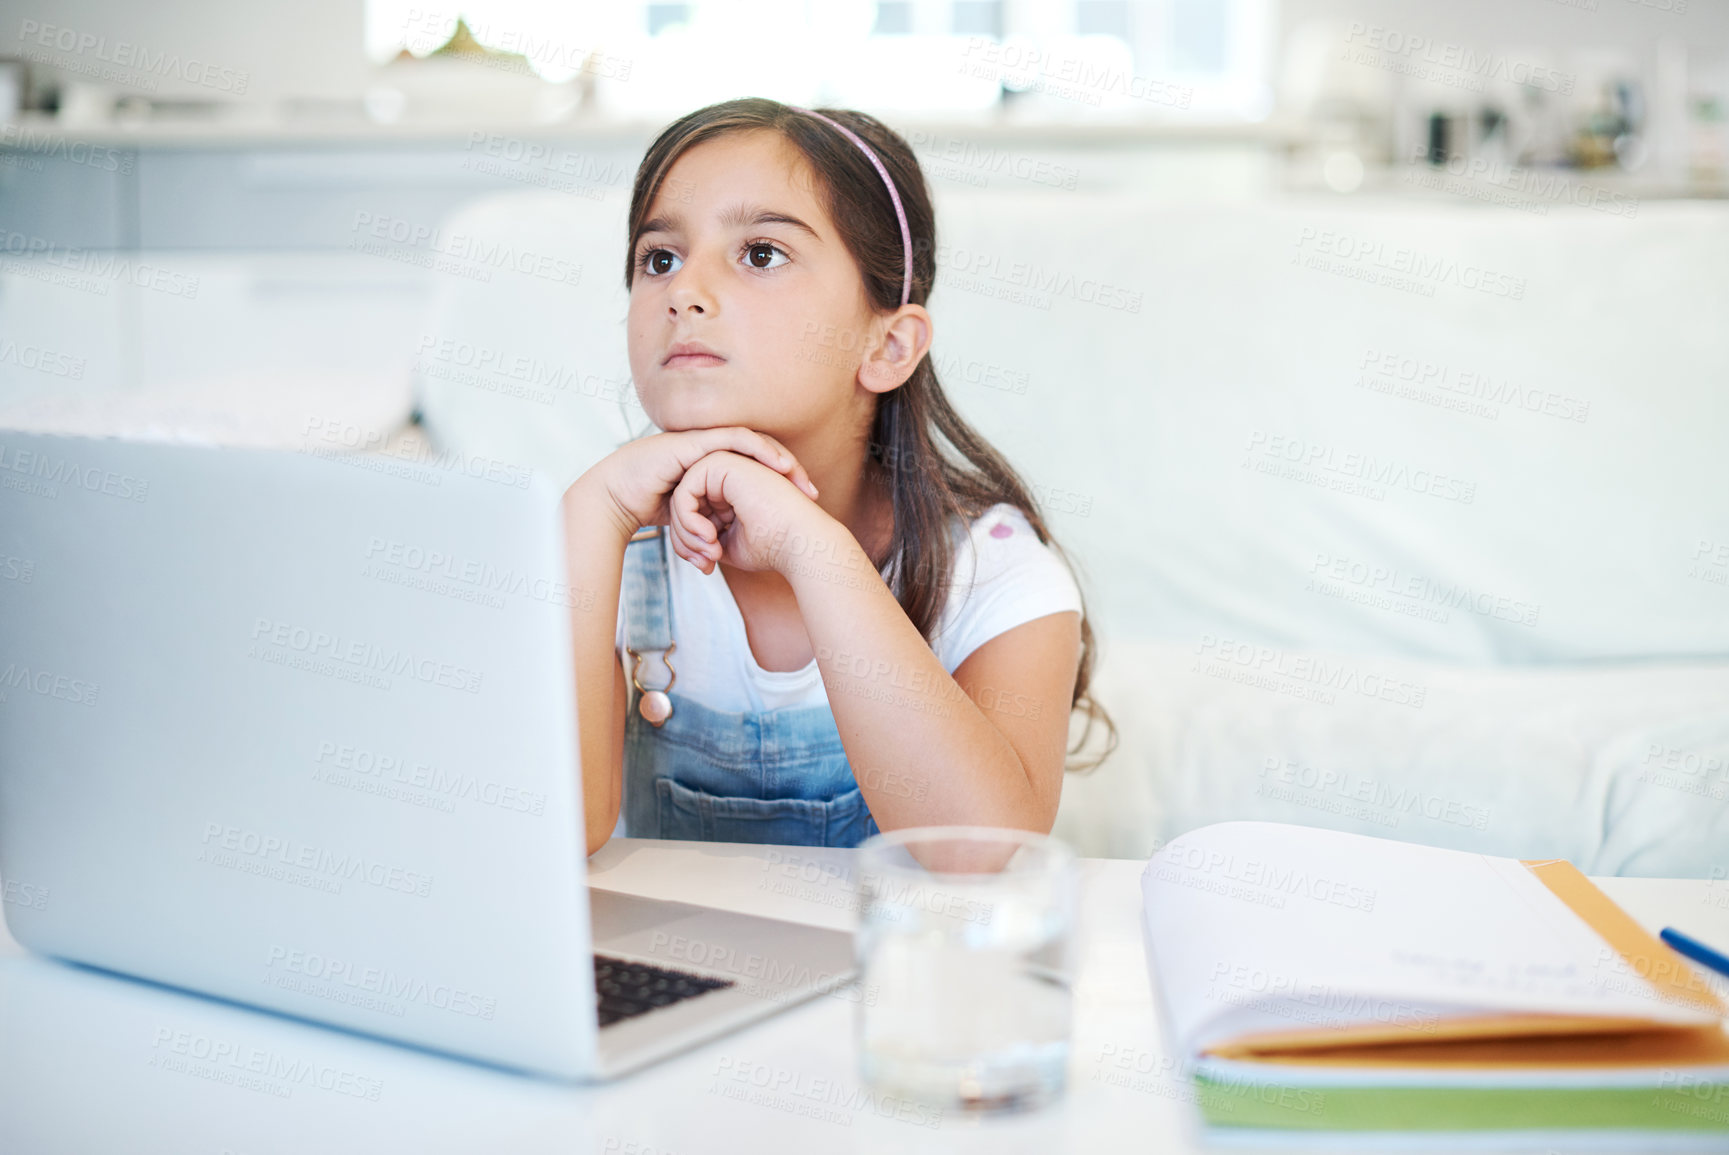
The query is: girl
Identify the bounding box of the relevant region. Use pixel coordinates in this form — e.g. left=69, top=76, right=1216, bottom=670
left=561, top=97, right=1114, bottom=854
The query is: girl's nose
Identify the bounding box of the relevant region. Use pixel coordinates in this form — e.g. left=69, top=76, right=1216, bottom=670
left=667, top=258, right=715, bottom=317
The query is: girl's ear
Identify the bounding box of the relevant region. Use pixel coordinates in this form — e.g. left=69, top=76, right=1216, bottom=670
left=858, top=305, right=933, bottom=396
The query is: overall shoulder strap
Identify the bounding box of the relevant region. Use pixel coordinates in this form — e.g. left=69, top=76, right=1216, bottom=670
left=623, top=525, right=673, bottom=650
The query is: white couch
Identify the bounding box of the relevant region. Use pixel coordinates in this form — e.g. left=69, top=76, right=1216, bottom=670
left=6, top=183, right=1725, bottom=874
left=405, top=186, right=1729, bottom=875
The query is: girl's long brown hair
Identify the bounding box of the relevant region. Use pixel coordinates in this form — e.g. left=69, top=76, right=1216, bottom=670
left=624, top=97, right=1116, bottom=772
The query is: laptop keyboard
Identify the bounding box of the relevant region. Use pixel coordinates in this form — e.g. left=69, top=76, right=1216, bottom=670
left=593, top=954, right=735, bottom=1027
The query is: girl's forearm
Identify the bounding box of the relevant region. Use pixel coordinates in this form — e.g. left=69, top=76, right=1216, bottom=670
left=561, top=477, right=633, bottom=854
left=776, top=509, right=1048, bottom=832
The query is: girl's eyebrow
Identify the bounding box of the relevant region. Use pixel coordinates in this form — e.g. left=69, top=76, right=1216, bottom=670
left=634, top=203, right=822, bottom=245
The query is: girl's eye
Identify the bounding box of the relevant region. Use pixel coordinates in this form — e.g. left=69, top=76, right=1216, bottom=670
left=744, top=242, right=789, bottom=270
left=638, top=247, right=681, bottom=276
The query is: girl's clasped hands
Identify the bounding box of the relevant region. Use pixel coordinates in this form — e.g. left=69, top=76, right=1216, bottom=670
left=589, top=426, right=829, bottom=577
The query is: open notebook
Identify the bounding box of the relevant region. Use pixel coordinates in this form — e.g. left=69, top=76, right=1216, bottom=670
left=1139, top=822, right=1729, bottom=1136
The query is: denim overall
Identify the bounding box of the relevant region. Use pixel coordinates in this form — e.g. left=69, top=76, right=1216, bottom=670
left=619, top=526, right=882, bottom=848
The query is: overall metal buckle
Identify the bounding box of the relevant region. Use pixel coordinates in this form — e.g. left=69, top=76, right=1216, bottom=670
left=627, top=641, right=676, bottom=726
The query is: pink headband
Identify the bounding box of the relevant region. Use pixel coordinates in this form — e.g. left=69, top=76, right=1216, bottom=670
left=787, top=105, right=912, bottom=308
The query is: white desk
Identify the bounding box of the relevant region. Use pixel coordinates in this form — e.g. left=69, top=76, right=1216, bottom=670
left=0, top=839, right=1723, bottom=1154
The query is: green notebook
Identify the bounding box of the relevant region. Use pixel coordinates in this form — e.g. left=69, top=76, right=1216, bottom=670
left=1140, top=822, right=1729, bottom=1135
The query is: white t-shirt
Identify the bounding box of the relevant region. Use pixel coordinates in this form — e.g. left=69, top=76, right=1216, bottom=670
left=614, top=502, right=1083, bottom=713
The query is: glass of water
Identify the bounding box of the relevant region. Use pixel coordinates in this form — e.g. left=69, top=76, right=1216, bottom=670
left=854, top=825, right=1079, bottom=1114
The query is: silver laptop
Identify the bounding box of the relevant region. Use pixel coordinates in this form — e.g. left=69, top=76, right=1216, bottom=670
left=0, top=427, right=854, bottom=1080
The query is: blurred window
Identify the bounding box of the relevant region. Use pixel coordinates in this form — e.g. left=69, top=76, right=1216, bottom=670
left=364, top=0, right=1271, bottom=118
left=952, top=1, right=1003, bottom=38
left=646, top=4, right=692, bottom=36
left=873, top=2, right=913, bottom=34
left=1076, top=1, right=1131, bottom=40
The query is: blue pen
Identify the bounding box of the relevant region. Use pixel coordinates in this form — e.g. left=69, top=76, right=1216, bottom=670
left=1660, top=927, right=1729, bottom=981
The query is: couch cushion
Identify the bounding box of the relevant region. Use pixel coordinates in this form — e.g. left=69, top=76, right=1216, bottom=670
left=926, top=191, right=1729, bottom=665
left=408, top=190, right=642, bottom=491
left=1056, top=637, right=1729, bottom=876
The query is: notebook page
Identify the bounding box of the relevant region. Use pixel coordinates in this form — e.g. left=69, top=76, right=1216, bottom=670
left=1141, top=822, right=1715, bottom=1057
